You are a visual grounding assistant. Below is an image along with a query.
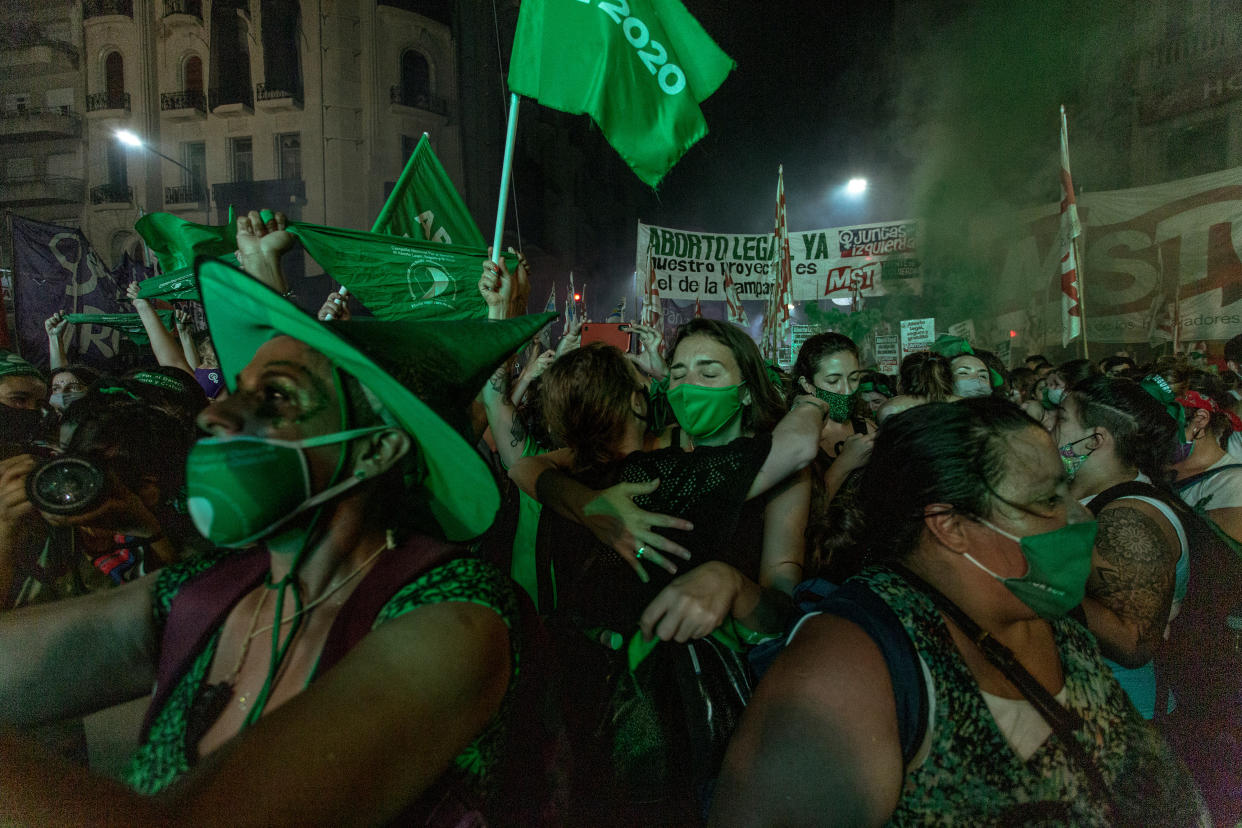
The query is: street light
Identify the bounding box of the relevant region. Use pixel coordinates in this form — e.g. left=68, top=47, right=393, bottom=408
left=115, top=129, right=211, bottom=222
left=846, top=177, right=868, bottom=197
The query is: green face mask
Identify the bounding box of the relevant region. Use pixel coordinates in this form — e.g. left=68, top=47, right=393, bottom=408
left=814, top=386, right=856, bottom=423
left=965, top=518, right=1099, bottom=619
left=666, top=382, right=744, bottom=438
left=186, top=426, right=387, bottom=547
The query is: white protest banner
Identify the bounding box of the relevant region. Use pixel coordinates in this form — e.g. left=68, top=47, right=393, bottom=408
left=977, top=165, right=1242, bottom=346
left=994, top=338, right=1013, bottom=369
left=900, top=318, right=936, bottom=360
left=874, top=334, right=900, bottom=374
left=636, top=218, right=921, bottom=303
left=948, top=319, right=976, bottom=344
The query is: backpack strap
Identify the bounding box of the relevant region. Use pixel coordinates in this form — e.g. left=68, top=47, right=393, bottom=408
left=1174, top=463, right=1242, bottom=493
left=809, top=579, right=928, bottom=766
left=142, top=549, right=269, bottom=739
left=1085, top=481, right=1167, bottom=516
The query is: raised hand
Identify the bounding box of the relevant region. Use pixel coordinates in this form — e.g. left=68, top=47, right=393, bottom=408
left=317, top=291, right=352, bottom=322
left=581, top=478, right=693, bottom=582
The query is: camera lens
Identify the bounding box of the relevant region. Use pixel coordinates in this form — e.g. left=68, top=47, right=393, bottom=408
left=27, top=456, right=107, bottom=516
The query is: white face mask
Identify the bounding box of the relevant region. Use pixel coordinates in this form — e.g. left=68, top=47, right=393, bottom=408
left=954, top=377, right=991, bottom=398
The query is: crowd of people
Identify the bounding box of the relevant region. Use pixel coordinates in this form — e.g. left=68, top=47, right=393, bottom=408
left=0, top=208, right=1238, bottom=826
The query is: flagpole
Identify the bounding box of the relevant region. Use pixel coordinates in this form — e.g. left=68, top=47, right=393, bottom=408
left=492, top=93, right=521, bottom=265
left=1074, top=231, right=1089, bottom=361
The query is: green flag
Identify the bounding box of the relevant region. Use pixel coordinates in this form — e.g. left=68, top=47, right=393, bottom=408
left=66, top=311, right=173, bottom=346
left=372, top=134, right=485, bottom=247
left=134, top=209, right=237, bottom=273
left=135, top=253, right=242, bottom=302
left=287, top=222, right=516, bottom=321
left=507, top=0, right=733, bottom=188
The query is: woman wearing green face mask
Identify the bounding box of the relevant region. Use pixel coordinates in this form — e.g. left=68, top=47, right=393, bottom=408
left=789, top=332, right=878, bottom=511
left=0, top=255, right=560, bottom=825
left=510, top=322, right=825, bottom=824
left=713, top=398, right=1206, bottom=827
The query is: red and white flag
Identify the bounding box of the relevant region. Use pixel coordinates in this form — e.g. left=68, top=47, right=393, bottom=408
left=1059, top=105, right=1083, bottom=347
left=723, top=264, right=748, bottom=325
left=763, top=164, right=793, bottom=360
left=641, top=246, right=662, bottom=329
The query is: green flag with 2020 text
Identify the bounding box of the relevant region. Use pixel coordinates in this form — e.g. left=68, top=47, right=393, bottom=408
left=372, top=134, right=485, bottom=246
left=287, top=222, right=516, bottom=321
left=507, top=0, right=734, bottom=188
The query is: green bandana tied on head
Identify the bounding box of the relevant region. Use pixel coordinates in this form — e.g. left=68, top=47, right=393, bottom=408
left=1139, top=374, right=1186, bottom=433
left=0, top=350, right=43, bottom=380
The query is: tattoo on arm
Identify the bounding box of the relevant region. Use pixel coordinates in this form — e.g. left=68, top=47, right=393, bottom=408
left=508, top=414, right=527, bottom=448
left=489, top=364, right=509, bottom=395
left=1088, top=505, right=1177, bottom=647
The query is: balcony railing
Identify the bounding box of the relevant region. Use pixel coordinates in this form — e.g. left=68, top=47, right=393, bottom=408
left=85, top=91, right=130, bottom=113
left=0, top=106, right=81, bottom=142
left=209, top=85, right=253, bottom=111
left=255, top=82, right=303, bottom=106
left=83, top=0, right=133, bottom=18
left=0, top=175, right=84, bottom=207
left=162, top=0, right=202, bottom=18
left=90, top=183, right=133, bottom=204
left=160, top=90, right=206, bottom=113
left=389, top=85, right=448, bottom=116
left=164, top=184, right=203, bottom=204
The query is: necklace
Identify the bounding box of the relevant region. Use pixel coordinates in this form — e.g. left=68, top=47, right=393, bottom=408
left=184, top=535, right=393, bottom=742
left=246, top=538, right=390, bottom=641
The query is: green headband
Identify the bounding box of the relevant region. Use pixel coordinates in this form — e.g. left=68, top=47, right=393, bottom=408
left=1139, top=374, right=1186, bottom=432
left=0, top=351, right=43, bottom=380
left=859, top=380, right=893, bottom=397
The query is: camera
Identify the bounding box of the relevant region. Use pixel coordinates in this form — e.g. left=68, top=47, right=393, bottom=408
left=25, top=454, right=108, bottom=516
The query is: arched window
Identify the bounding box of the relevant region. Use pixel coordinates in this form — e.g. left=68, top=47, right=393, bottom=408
left=104, top=51, right=124, bottom=107
left=184, top=55, right=203, bottom=93
left=400, top=50, right=430, bottom=105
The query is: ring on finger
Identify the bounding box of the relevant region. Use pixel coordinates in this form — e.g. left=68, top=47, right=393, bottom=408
left=636, top=546, right=646, bottom=560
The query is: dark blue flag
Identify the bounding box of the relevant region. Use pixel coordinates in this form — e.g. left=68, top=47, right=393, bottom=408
left=11, top=215, right=128, bottom=370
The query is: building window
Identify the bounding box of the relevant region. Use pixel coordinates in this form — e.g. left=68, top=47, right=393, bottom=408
left=400, top=50, right=430, bottom=102
left=4, top=94, right=31, bottom=114
left=184, top=55, right=203, bottom=93
left=261, top=0, right=302, bottom=95
left=183, top=141, right=206, bottom=192
left=276, top=133, right=301, bottom=180
left=104, top=51, right=125, bottom=105
left=230, top=136, right=253, bottom=182
left=106, top=140, right=128, bottom=187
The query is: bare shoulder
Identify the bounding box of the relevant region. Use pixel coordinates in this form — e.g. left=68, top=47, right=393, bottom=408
left=711, top=613, right=903, bottom=827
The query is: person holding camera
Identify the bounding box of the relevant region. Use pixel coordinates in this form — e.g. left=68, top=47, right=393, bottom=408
left=0, top=393, right=195, bottom=610
left=0, top=213, right=558, bottom=823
